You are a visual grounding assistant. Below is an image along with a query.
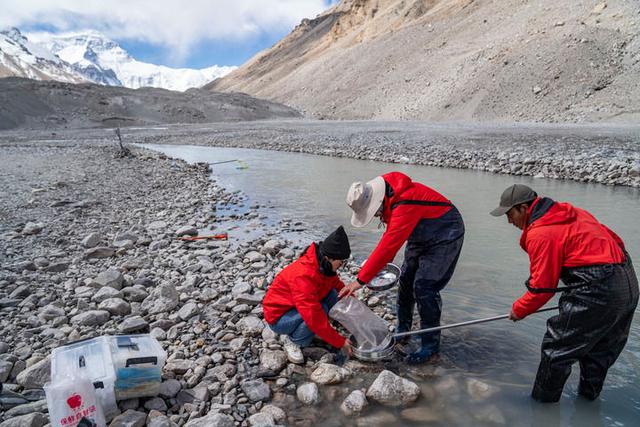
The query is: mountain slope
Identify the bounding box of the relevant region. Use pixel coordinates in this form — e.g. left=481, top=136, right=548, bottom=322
left=0, top=77, right=301, bottom=130
left=0, top=28, right=88, bottom=83
left=29, top=31, right=236, bottom=91
left=208, top=0, right=640, bottom=123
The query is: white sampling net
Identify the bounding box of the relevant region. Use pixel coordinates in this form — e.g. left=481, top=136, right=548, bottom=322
left=329, top=296, right=392, bottom=351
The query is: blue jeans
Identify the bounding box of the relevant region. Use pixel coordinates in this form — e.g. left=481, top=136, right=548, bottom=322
left=397, top=207, right=465, bottom=353
left=269, top=289, right=339, bottom=347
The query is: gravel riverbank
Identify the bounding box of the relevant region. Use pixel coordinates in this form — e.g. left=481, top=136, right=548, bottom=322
left=0, top=139, right=432, bottom=427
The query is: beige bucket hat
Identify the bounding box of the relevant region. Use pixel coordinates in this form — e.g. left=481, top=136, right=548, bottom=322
left=346, top=176, right=386, bottom=227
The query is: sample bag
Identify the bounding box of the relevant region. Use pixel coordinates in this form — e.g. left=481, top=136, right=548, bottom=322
left=329, top=296, right=391, bottom=351
left=44, top=377, right=106, bottom=427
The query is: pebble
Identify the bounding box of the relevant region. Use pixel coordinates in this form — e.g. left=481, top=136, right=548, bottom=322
left=340, top=390, right=368, bottom=416
left=296, top=382, right=320, bottom=405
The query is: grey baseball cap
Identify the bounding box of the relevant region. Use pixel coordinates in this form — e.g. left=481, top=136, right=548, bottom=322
left=490, top=184, right=538, bottom=216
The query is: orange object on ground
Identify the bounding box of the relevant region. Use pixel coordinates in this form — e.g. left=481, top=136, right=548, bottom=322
left=177, top=233, right=228, bottom=241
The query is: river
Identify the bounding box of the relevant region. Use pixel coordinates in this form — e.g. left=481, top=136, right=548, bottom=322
left=142, top=143, right=639, bottom=427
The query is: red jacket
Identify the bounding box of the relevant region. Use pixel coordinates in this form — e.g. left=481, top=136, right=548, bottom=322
left=513, top=197, right=626, bottom=318
left=262, top=243, right=346, bottom=348
left=358, top=172, right=452, bottom=283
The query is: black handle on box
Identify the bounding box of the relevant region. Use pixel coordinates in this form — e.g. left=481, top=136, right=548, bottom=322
left=125, top=356, right=158, bottom=367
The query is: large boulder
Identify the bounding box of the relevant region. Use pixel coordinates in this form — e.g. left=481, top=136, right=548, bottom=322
left=366, top=370, right=420, bottom=407
left=310, top=363, right=351, bottom=385
left=141, top=283, right=179, bottom=314
left=16, top=357, right=50, bottom=389
left=296, top=382, right=319, bottom=405
left=341, top=390, right=368, bottom=416
left=184, top=412, right=234, bottom=427
left=71, top=310, right=110, bottom=326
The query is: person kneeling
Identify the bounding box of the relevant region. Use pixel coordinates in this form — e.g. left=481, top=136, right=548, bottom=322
left=262, top=226, right=353, bottom=355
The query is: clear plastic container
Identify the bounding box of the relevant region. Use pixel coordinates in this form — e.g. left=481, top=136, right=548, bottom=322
left=107, top=334, right=167, bottom=400
left=50, top=337, right=118, bottom=421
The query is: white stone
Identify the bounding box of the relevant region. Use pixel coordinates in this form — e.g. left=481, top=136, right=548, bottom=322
left=296, top=382, right=319, bottom=405
left=366, top=370, right=420, bottom=407
left=310, top=363, right=350, bottom=385
left=341, top=390, right=368, bottom=416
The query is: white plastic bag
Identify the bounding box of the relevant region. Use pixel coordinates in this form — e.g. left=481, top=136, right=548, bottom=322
left=329, top=296, right=391, bottom=351
left=44, top=377, right=106, bottom=427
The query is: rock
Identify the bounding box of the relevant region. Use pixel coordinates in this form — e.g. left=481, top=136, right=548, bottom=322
left=121, top=286, right=149, bottom=302
left=260, top=405, right=286, bottom=423
left=245, top=251, right=265, bottom=263
left=260, top=349, right=288, bottom=373
left=16, top=357, right=50, bottom=389
left=164, top=359, right=193, bottom=375
left=466, top=378, right=499, bottom=401
left=532, top=86, right=542, bottom=94
left=278, top=248, right=294, bottom=259
left=93, top=267, right=124, bottom=289
left=0, top=412, right=47, bottom=427
left=241, top=379, right=271, bottom=402
left=178, top=302, right=199, bottom=320
left=141, top=283, right=179, bottom=314
left=44, top=261, right=69, bottom=272
left=147, top=412, right=172, bottom=427
left=119, top=315, right=149, bottom=333
left=81, top=232, right=101, bottom=248
left=159, top=379, right=182, bottom=398
left=71, top=310, right=110, bottom=326
left=261, top=239, right=283, bottom=255
left=248, top=412, right=275, bottom=426
left=400, top=406, right=441, bottom=423
left=236, top=316, right=264, bottom=337
left=84, top=246, right=116, bottom=259
left=144, top=397, right=167, bottom=411
left=341, top=390, right=368, bottom=416
left=235, top=294, right=262, bottom=306
left=354, top=412, right=397, bottom=427
left=150, top=327, right=167, bottom=340
left=38, top=304, right=66, bottom=321
left=591, top=2, right=607, bottom=14
left=92, top=286, right=123, bottom=303
left=229, top=337, right=247, bottom=352
left=176, top=225, right=198, bottom=237
left=99, top=298, right=131, bottom=316
left=10, top=286, right=29, bottom=300
left=109, top=409, right=147, bottom=427
left=0, top=342, right=9, bottom=354
left=297, top=382, right=320, bottom=405
left=184, top=412, right=234, bottom=427
left=177, top=387, right=210, bottom=405
left=310, top=363, right=350, bottom=385
left=147, top=221, right=167, bottom=231
left=4, top=399, right=48, bottom=417
left=366, top=370, right=420, bottom=407
left=22, top=222, right=44, bottom=235
left=0, top=360, right=14, bottom=382
left=231, top=282, right=252, bottom=296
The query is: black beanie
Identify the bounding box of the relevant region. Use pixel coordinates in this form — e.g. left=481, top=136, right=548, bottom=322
left=319, top=226, right=351, bottom=260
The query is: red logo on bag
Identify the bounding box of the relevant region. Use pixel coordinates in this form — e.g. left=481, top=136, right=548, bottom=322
left=66, top=394, right=82, bottom=409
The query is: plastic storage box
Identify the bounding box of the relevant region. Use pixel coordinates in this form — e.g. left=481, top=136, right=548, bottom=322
left=108, top=334, right=167, bottom=400
left=50, top=337, right=118, bottom=421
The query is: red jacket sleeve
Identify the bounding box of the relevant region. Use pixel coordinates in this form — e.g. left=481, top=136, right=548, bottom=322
left=358, top=206, right=420, bottom=284
left=512, top=237, right=563, bottom=318
left=290, top=274, right=346, bottom=348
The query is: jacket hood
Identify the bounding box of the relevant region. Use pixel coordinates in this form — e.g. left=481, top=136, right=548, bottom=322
left=382, top=172, right=414, bottom=221
left=520, top=197, right=577, bottom=249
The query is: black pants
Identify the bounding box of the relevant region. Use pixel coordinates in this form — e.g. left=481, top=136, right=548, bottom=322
left=532, top=256, right=639, bottom=402
left=397, top=207, right=465, bottom=352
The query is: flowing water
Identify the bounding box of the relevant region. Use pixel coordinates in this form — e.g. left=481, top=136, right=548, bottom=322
left=142, top=143, right=640, bottom=427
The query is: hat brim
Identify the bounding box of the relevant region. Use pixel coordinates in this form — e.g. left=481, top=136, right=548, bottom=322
left=489, top=205, right=510, bottom=217
left=350, top=176, right=386, bottom=227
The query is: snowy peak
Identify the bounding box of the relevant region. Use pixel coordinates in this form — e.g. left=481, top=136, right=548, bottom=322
left=28, top=30, right=235, bottom=91
left=0, top=28, right=88, bottom=83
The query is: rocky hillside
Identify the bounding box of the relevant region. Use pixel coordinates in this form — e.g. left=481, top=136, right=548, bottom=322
left=207, top=0, right=640, bottom=123
left=0, top=77, right=301, bottom=130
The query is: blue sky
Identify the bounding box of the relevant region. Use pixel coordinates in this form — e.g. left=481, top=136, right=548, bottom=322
left=2, top=0, right=339, bottom=68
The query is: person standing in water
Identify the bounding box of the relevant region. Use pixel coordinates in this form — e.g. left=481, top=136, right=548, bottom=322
left=490, top=184, right=638, bottom=402
left=342, top=172, right=465, bottom=364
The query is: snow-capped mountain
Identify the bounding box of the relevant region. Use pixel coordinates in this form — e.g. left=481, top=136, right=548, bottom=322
left=28, top=30, right=236, bottom=91
left=0, top=28, right=89, bottom=83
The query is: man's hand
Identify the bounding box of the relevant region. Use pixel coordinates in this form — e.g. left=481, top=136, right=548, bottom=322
left=508, top=310, right=522, bottom=322
left=341, top=338, right=353, bottom=357
left=338, top=281, right=361, bottom=298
